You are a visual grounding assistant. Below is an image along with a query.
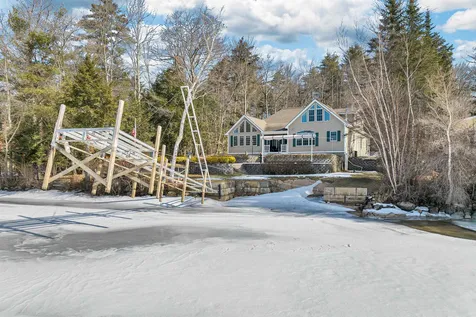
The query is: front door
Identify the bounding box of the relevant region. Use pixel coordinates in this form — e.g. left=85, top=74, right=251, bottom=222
left=270, top=139, right=281, bottom=152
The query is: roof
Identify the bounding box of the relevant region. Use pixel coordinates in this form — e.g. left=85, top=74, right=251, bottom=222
left=225, top=100, right=349, bottom=135
left=263, top=108, right=302, bottom=131
left=247, top=116, right=267, bottom=131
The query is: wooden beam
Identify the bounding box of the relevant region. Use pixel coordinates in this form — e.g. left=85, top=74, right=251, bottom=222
left=181, top=158, right=190, bottom=203
left=160, top=158, right=168, bottom=202
left=112, top=162, right=149, bottom=179
left=201, top=169, right=208, bottom=204
left=148, top=125, right=162, bottom=194
left=49, top=146, right=111, bottom=184
left=156, top=144, right=166, bottom=199
left=42, top=104, right=66, bottom=190
left=105, top=100, right=124, bottom=193
left=55, top=146, right=106, bottom=186
left=91, top=159, right=104, bottom=195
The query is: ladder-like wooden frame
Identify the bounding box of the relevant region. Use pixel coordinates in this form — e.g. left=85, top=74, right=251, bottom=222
left=42, top=101, right=215, bottom=202
left=180, top=86, right=212, bottom=189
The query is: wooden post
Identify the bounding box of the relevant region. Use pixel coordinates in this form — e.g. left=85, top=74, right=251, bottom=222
left=42, top=104, right=66, bottom=190
left=91, top=159, right=104, bottom=195
left=181, top=158, right=190, bottom=203
left=105, top=100, right=124, bottom=194
left=131, top=171, right=138, bottom=198
left=160, top=158, right=168, bottom=202
left=201, top=169, right=208, bottom=204
left=156, top=144, right=166, bottom=199
left=148, top=125, right=162, bottom=194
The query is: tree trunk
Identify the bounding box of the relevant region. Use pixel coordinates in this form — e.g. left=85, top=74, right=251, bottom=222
left=170, top=92, right=192, bottom=175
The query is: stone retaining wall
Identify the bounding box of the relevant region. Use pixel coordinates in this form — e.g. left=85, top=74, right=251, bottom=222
left=209, top=177, right=317, bottom=201
left=323, top=187, right=368, bottom=204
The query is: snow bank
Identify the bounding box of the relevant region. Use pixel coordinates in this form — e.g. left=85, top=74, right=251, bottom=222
left=364, top=203, right=452, bottom=219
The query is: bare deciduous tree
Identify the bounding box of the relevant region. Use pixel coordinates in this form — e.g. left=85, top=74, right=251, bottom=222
left=425, top=70, right=475, bottom=206
left=125, top=0, right=160, bottom=101
left=161, top=5, right=225, bottom=173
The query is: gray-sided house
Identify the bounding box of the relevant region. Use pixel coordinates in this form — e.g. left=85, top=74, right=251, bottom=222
left=225, top=100, right=370, bottom=169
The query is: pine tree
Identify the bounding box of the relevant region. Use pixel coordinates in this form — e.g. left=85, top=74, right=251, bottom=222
left=78, top=0, right=128, bottom=84
left=64, top=55, right=115, bottom=128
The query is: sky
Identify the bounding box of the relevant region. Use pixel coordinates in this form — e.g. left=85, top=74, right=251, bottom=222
left=0, top=0, right=475, bottom=66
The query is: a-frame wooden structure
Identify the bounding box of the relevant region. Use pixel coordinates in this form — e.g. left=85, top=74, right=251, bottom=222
left=42, top=101, right=214, bottom=202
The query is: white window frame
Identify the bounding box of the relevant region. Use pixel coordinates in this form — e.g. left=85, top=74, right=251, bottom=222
left=233, top=136, right=238, bottom=146
left=239, top=136, right=244, bottom=146
left=252, top=135, right=257, bottom=146
left=246, top=136, right=251, bottom=146
left=330, top=131, right=338, bottom=142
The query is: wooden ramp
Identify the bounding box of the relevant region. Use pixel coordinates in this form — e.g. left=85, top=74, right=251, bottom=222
left=42, top=101, right=215, bottom=203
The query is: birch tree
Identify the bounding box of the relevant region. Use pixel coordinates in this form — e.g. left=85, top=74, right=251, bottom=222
left=161, top=6, right=225, bottom=173
left=125, top=0, right=160, bottom=101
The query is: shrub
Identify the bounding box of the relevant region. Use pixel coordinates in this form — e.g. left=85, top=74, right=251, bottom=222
left=177, top=155, right=236, bottom=164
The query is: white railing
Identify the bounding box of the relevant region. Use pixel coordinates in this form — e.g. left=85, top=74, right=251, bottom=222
left=281, top=144, right=287, bottom=153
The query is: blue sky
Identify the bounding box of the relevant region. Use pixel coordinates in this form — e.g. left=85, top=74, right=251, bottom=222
left=1, top=0, right=475, bottom=65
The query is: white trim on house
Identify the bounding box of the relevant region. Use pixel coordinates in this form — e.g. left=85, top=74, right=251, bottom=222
left=284, top=99, right=348, bottom=129
left=225, top=115, right=264, bottom=135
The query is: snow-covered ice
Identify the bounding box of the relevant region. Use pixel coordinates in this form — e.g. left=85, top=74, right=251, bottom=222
left=1, top=185, right=475, bottom=317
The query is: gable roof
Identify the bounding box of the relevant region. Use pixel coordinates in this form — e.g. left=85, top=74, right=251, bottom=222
left=226, top=100, right=349, bottom=135
left=285, top=100, right=348, bottom=128
left=264, top=108, right=302, bottom=131
left=225, top=115, right=265, bottom=135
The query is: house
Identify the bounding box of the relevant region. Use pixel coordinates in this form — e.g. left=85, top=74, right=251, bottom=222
left=225, top=99, right=370, bottom=169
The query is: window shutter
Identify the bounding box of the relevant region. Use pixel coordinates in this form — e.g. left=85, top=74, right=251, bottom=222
left=337, top=131, right=341, bottom=142
left=230, top=136, right=233, bottom=147
left=293, top=138, right=296, bottom=147
left=315, top=133, right=319, bottom=146
left=326, top=131, right=330, bottom=142
left=257, top=134, right=260, bottom=146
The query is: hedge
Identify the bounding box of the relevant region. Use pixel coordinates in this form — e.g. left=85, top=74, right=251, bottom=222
left=175, top=155, right=236, bottom=164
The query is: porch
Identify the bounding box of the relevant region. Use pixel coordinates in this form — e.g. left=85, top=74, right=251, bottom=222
left=262, top=134, right=315, bottom=154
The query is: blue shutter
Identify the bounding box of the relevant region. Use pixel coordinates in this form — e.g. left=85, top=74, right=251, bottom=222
left=293, top=138, right=296, bottom=147
left=337, top=131, right=341, bottom=142
left=230, top=136, right=233, bottom=147
left=315, top=133, right=319, bottom=146
left=257, top=134, right=260, bottom=146
left=326, top=131, right=330, bottom=142
left=325, top=111, right=330, bottom=121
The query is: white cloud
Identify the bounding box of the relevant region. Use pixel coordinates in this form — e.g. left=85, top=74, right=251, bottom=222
left=146, top=0, right=374, bottom=49
left=441, top=9, right=476, bottom=33
left=257, top=44, right=311, bottom=69
left=419, top=0, right=475, bottom=13
left=454, top=40, right=476, bottom=60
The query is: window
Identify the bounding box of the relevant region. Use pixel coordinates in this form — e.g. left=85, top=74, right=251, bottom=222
left=246, top=136, right=251, bottom=146
left=309, top=106, right=315, bottom=122
left=240, top=122, right=245, bottom=133
left=246, top=121, right=251, bottom=132
left=233, top=136, right=238, bottom=146
left=330, top=131, right=337, bottom=141
left=234, top=128, right=239, bottom=134
left=324, top=111, right=330, bottom=121
left=303, top=138, right=309, bottom=146
left=240, top=136, right=244, bottom=146
left=316, top=107, right=323, bottom=121
left=297, top=138, right=302, bottom=146
left=252, top=127, right=257, bottom=132
left=301, top=113, right=307, bottom=123
left=252, top=135, right=257, bottom=146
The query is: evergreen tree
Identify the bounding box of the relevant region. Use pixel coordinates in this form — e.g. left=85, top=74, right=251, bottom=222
left=78, top=0, right=129, bottom=84
left=63, top=55, right=115, bottom=128
left=319, top=53, right=343, bottom=107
